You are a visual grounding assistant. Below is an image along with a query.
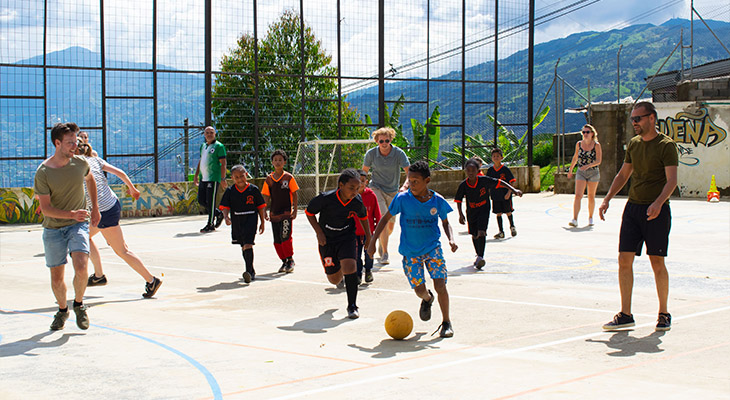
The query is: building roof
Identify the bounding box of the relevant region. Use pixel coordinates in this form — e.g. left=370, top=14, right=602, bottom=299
left=645, top=58, right=730, bottom=91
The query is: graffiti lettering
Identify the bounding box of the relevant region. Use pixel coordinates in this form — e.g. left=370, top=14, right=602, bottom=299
left=676, top=144, right=699, bottom=166
left=658, top=107, right=727, bottom=147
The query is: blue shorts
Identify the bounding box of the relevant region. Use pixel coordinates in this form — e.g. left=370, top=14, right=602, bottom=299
left=42, top=222, right=90, bottom=268
left=402, top=245, right=448, bottom=289
left=97, top=199, right=121, bottom=229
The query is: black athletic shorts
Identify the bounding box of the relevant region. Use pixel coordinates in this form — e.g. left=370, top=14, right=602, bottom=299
left=492, top=198, right=513, bottom=214
left=619, top=202, right=671, bottom=257
left=318, top=237, right=357, bottom=275
left=466, top=210, right=490, bottom=236
left=231, top=214, right=258, bottom=246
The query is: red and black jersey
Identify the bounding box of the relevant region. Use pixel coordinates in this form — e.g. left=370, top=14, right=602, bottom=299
left=487, top=164, right=516, bottom=201
left=262, top=171, right=299, bottom=221
left=306, top=189, right=367, bottom=242
left=455, top=175, right=498, bottom=217
left=219, top=183, right=265, bottom=220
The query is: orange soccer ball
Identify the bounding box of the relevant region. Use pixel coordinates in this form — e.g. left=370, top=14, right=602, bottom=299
left=384, top=310, right=413, bottom=340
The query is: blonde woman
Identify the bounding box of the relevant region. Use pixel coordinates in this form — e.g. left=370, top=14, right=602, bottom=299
left=567, top=124, right=602, bottom=227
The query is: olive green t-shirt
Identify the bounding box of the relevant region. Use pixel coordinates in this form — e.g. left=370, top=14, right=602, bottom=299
left=624, top=133, right=678, bottom=205
left=33, top=155, right=90, bottom=229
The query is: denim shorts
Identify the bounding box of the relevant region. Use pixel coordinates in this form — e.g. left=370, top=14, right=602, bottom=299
left=402, top=245, right=448, bottom=289
left=42, top=221, right=90, bottom=268
left=576, top=167, right=600, bottom=182
left=97, top=199, right=121, bottom=229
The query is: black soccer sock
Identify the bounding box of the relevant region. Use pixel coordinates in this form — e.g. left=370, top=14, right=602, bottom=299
left=242, top=248, right=254, bottom=275
left=508, top=214, right=515, bottom=227
left=59, top=307, right=68, bottom=313
left=473, top=236, right=486, bottom=257
left=72, top=300, right=83, bottom=308
left=344, top=273, right=359, bottom=307
left=497, top=215, right=504, bottom=232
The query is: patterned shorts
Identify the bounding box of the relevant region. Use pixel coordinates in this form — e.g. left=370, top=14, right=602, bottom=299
left=402, top=245, right=448, bottom=289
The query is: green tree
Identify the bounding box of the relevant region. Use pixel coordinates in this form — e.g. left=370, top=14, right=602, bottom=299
left=212, top=10, right=368, bottom=176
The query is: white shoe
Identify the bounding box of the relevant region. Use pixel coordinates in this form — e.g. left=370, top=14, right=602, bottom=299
left=588, top=217, right=594, bottom=226
left=569, top=219, right=578, bottom=227
left=380, top=252, right=390, bottom=265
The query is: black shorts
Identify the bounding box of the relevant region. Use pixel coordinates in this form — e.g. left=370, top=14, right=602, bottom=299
left=466, top=209, right=489, bottom=236
left=619, top=202, right=671, bottom=256
left=319, top=237, right=357, bottom=275
left=97, top=200, right=121, bottom=229
left=231, top=214, right=258, bottom=246
left=492, top=198, right=513, bottom=214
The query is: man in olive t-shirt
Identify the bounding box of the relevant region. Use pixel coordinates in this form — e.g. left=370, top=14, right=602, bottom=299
left=33, top=122, right=101, bottom=331
left=598, top=102, right=678, bottom=332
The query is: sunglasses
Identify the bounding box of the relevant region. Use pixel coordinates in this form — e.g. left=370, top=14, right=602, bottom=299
left=630, top=114, right=651, bottom=123
left=378, top=139, right=390, bottom=144
left=582, top=131, right=591, bottom=134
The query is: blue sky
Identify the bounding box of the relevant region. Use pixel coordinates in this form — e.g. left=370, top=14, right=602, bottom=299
left=1, top=0, right=727, bottom=77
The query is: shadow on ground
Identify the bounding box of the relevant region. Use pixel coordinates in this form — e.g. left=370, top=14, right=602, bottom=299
left=348, top=332, right=442, bottom=358
left=586, top=330, right=665, bottom=357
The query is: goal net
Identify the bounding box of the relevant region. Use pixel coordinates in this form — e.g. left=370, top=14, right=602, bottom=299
left=293, top=139, right=374, bottom=205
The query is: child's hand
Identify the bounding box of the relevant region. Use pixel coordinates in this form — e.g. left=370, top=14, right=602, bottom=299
left=515, top=190, right=523, bottom=197
left=366, top=241, right=376, bottom=258
left=449, top=241, right=458, bottom=252
left=259, top=222, right=265, bottom=234
left=291, top=209, right=297, bottom=220
left=316, top=231, right=327, bottom=246
left=504, top=193, right=510, bottom=200
left=225, top=216, right=231, bottom=226
left=264, top=211, right=270, bottom=221
left=458, top=214, right=465, bottom=225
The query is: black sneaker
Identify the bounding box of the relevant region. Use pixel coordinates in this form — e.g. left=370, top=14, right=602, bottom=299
left=214, top=211, right=224, bottom=228
left=284, top=258, right=294, bottom=273
left=419, top=290, right=435, bottom=321
left=510, top=226, right=517, bottom=237
left=143, top=277, right=162, bottom=298
left=242, top=271, right=252, bottom=283
left=435, top=321, right=454, bottom=338
left=50, top=310, right=69, bottom=331
left=87, top=274, right=107, bottom=286
left=602, top=312, right=635, bottom=330
left=365, top=270, right=374, bottom=283
left=347, top=305, right=359, bottom=319
left=200, top=224, right=215, bottom=233
left=278, top=261, right=287, bottom=273
left=656, top=312, right=672, bottom=331
left=73, top=304, right=89, bottom=330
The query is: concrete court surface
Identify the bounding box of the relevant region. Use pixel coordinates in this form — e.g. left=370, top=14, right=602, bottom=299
left=1, top=193, right=729, bottom=400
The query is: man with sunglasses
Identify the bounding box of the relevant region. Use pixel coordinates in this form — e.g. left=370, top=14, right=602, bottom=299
left=599, top=101, right=678, bottom=332
left=362, top=127, right=410, bottom=265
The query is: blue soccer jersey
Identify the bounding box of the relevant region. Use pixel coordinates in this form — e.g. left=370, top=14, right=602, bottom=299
left=389, top=189, right=453, bottom=258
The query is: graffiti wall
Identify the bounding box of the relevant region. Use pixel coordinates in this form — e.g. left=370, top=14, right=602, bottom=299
left=0, top=182, right=203, bottom=224
left=656, top=102, right=730, bottom=197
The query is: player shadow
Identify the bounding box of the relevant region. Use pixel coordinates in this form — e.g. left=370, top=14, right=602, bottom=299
left=563, top=226, right=593, bottom=232
left=196, top=280, right=248, bottom=293
left=348, top=332, right=442, bottom=358
left=277, top=309, right=350, bottom=334
left=8, top=297, right=144, bottom=315
left=0, top=330, right=84, bottom=358
left=174, top=232, right=211, bottom=238
left=586, top=330, right=665, bottom=357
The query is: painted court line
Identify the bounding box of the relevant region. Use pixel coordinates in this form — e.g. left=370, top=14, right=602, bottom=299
left=265, top=304, right=730, bottom=400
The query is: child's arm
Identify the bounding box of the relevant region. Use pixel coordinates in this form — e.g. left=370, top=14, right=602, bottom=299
left=306, top=213, right=327, bottom=246
left=442, top=217, right=458, bottom=253
left=359, top=218, right=371, bottom=251
left=221, top=207, right=231, bottom=225
left=291, top=190, right=298, bottom=219
left=262, top=194, right=271, bottom=221
left=257, top=206, right=266, bottom=233
left=367, top=211, right=393, bottom=258
left=487, top=176, right=523, bottom=197
left=456, top=201, right=465, bottom=225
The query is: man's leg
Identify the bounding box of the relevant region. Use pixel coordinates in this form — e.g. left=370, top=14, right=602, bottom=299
left=50, top=265, right=68, bottom=309
left=649, top=255, right=669, bottom=314
left=618, top=251, right=635, bottom=315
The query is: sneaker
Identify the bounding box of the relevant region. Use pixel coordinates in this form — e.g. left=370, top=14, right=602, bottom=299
left=602, top=312, right=635, bottom=331
left=142, top=277, right=162, bottom=298
left=588, top=217, right=594, bottom=226
left=437, top=321, right=454, bottom=338
left=336, top=278, right=345, bottom=289
left=365, top=270, right=374, bottom=283
left=380, top=252, right=390, bottom=265
left=87, top=274, right=107, bottom=286
left=278, top=261, right=287, bottom=273
left=347, top=305, right=359, bottom=319
left=510, top=226, right=517, bottom=237
left=474, top=256, right=485, bottom=270
left=357, top=275, right=362, bottom=285
left=50, top=310, right=69, bottom=331
left=284, top=258, right=294, bottom=273
left=73, top=304, right=89, bottom=330
left=214, top=211, right=224, bottom=228
left=200, top=224, right=215, bottom=233
left=656, top=313, right=672, bottom=331
left=242, top=271, right=252, bottom=283
left=419, top=290, right=435, bottom=321
left=569, top=219, right=578, bottom=227
left=494, top=231, right=505, bottom=239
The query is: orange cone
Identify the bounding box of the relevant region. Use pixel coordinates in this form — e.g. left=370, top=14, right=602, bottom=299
left=707, top=175, right=720, bottom=202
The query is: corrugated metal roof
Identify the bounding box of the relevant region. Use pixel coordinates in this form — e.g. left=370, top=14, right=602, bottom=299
left=645, top=58, right=730, bottom=90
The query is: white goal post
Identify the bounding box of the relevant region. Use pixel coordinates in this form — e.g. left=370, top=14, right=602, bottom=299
left=293, top=139, right=374, bottom=201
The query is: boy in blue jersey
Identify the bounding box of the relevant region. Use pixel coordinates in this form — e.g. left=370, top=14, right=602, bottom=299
left=367, top=161, right=458, bottom=338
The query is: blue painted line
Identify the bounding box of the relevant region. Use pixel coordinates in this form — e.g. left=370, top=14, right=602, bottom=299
left=2, top=308, right=221, bottom=400
left=545, top=206, right=560, bottom=217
